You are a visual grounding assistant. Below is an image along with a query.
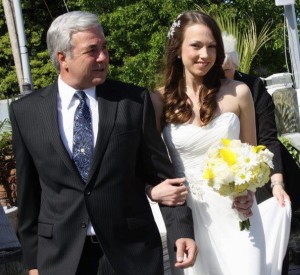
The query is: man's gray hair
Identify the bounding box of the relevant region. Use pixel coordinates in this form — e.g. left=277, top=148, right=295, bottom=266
left=47, top=11, right=102, bottom=71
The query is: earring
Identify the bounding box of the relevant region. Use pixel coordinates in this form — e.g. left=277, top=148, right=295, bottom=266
left=177, top=56, right=181, bottom=59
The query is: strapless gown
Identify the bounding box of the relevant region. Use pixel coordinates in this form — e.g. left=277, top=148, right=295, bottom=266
left=161, top=112, right=291, bottom=275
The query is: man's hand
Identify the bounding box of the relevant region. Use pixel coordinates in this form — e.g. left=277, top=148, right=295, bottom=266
left=29, top=269, right=39, bottom=275
left=174, top=238, right=197, bottom=269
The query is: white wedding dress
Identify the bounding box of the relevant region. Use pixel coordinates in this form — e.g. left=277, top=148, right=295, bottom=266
left=160, top=112, right=291, bottom=275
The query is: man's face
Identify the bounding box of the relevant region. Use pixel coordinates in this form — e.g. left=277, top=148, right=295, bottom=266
left=60, top=26, right=109, bottom=90
left=222, top=58, right=235, bottom=80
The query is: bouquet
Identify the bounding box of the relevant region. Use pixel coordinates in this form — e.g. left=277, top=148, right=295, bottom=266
left=203, top=138, right=274, bottom=230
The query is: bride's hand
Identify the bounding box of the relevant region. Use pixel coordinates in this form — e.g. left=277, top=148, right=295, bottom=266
left=233, top=190, right=254, bottom=218
left=146, top=178, right=188, bottom=206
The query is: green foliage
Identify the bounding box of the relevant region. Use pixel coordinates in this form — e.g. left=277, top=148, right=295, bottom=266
left=196, top=4, right=275, bottom=74
left=0, top=0, right=79, bottom=98
left=0, top=118, right=12, bottom=158
left=226, top=0, right=286, bottom=76
left=67, top=0, right=140, bottom=13
left=196, top=0, right=300, bottom=77
left=0, top=131, right=12, bottom=157
left=0, top=3, right=18, bottom=98
left=30, top=51, right=57, bottom=88
left=0, top=118, right=11, bottom=136
left=1, top=0, right=300, bottom=96
left=279, top=136, right=300, bottom=167
left=240, top=20, right=274, bottom=74
left=21, top=0, right=79, bottom=90
left=101, top=0, right=195, bottom=89
left=0, top=69, right=20, bottom=99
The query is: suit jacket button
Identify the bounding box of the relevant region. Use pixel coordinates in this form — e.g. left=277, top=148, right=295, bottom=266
left=81, top=223, right=87, bottom=228
left=85, top=191, right=91, bottom=196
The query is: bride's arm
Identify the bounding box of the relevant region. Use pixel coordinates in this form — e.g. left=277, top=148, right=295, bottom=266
left=237, top=83, right=257, bottom=146
left=233, top=83, right=257, bottom=217
left=238, top=82, right=290, bottom=207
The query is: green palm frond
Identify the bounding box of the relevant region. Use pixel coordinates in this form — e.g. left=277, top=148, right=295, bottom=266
left=195, top=5, right=274, bottom=74
left=239, top=20, right=274, bottom=73
left=239, top=20, right=257, bottom=73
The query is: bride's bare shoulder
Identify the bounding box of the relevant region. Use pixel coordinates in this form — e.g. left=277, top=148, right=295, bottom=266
left=220, top=78, right=251, bottom=97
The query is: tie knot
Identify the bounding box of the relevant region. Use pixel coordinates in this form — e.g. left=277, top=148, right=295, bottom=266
left=74, top=90, right=87, bottom=102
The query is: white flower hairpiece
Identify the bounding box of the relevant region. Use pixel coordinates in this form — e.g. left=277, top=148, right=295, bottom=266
left=222, top=31, right=240, bottom=67
left=167, top=19, right=181, bottom=39
left=222, top=32, right=237, bottom=53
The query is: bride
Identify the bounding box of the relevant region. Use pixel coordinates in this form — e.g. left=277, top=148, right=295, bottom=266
left=148, top=11, right=291, bottom=275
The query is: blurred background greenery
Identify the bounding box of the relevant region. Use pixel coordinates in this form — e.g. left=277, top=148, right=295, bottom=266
left=0, top=0, right=299, bottom=98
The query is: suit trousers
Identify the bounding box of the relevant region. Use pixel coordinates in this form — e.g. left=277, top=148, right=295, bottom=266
left=76, top=236, right=116, bottom=275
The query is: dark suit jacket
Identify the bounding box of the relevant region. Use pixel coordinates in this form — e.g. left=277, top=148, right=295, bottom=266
left=235, top=71, right=300, bottom=209
left=9, top=79, right=194, bottom=275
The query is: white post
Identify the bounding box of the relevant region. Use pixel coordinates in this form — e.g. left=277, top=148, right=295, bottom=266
left=12, top=0, right=33, bottom=93
left=275, top=0, right=300, bottom=125
left=2, top=0, right=23, bottom=93
left=284, top=4, right=300, bottom=89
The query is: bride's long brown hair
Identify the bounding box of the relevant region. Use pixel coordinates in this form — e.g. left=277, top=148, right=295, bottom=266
left=162, top=11, right=225, bottom=126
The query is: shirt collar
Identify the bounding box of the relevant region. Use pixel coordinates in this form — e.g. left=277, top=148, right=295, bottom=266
left=58, top=76, right=97, bottom=109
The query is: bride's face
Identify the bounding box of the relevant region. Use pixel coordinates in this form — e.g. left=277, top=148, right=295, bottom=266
left=180, top=23, right=217, bottom=82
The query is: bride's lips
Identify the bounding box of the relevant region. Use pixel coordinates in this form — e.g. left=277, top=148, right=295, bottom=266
left=195, top=61, right=209, bottom=68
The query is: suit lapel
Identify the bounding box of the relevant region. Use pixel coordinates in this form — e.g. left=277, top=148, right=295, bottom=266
left=37, top=81, right=118, bottom=187
left=37, top=83, right=80, bottom=179
left=87, top=82, right=118, bottom=184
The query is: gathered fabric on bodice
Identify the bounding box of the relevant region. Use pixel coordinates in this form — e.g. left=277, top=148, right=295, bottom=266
left=163, top=112, right=240, bottom=198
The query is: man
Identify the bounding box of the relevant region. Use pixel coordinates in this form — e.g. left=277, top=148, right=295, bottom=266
left=10, top=11, right=196, bottom=275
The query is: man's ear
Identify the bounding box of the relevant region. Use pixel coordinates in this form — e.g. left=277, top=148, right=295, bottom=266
left=57, top=51, right=68, bottom=70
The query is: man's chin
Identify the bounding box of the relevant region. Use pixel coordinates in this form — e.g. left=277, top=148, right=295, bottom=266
left=93, top=77, right=107, bottom=85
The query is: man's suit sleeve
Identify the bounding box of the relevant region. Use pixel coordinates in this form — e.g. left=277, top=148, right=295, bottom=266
left=9, top=102, right=40, bottom=269
left=253, top=78, right=283, bottom=174
left=140, top=90, right=194, bottom=245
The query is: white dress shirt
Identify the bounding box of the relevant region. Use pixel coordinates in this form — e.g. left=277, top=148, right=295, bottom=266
left=57, top=76, right=98, bottom=235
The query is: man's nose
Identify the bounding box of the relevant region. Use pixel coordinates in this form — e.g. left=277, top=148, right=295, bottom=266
left=96, top=50, right=109, bottom=62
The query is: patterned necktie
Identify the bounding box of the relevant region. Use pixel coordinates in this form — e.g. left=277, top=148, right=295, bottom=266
left=72, top=91, right=93, bottom=183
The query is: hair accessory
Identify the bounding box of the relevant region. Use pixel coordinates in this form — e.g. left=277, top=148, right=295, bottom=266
left=222, top=31, right=240, bottom=67
left=167, top=19, right=181, bottom=39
